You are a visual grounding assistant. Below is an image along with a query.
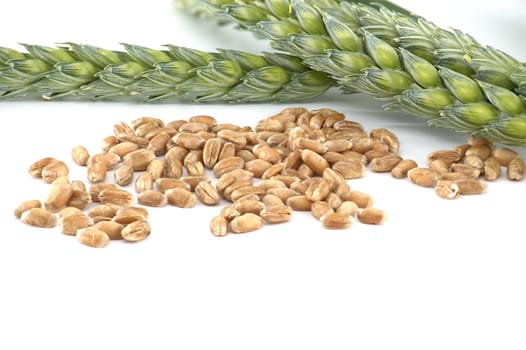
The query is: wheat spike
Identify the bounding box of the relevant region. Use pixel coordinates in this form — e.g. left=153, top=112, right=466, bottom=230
left=178, top=0, right=526, bottom=145
left=0, top=43, right=333, bottom=102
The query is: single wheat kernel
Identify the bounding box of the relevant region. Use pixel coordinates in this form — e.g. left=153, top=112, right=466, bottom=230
left=114, top=163, right=134, bottom=186
left=390, top=159, right=418, bottom=179
left=311, top=201, right=334, bottom=220
left=462, top=155, right=484, bottom=170
left=350, top=137, right=374, bottom=154
left=323, top=139, right=353, bottom=153
left=408, top=168, right=439, bottom=187
left=449, top=163, right=481, bottom=179
left=336, top=201, right=359, bottom=216
left=286, top=195, right=314, bottom=211
left=357, top=208, right=387, bottom=225
left=66, top=180, right=91, bottom=209
left=20, top=208, right=57, bottom=228
left=305, top=178, right=331, bottom=202
left=71, top=146, right=90, bottom=166
left=426, top=150, right=462, bottom=166
left=59, top=206, right=84, bottom=219
left=134, top=122, right=160, bottom=139
left=253, top=144, right=282, bottom=164
left=195, top=181, right=220, bottom=205
left=113, top=121, right=135, bottom=138
left=332, top=160, right=366, bottom=179
left=326, top=192, right=342, bottom=209
left=229, top=213, right=263, bottom=233
left=493, top=147, right=519, bottom=167
left=210, top=215, right=229, bottom=237
left=100, top=135, right=119, bottom=152
left=44, top=179, right=73, bottom=212
left=213, top=156, right=245, bottom=178
left=121, top=220, right=151, bottom=242
left=230, top=185, right=266, bottom=202
left=429, top=159, right=450, bottom=175
left=146, top=159, right=166, bottom=180
left=132, top=117, right=165, bottom=132
left=164, top=158, right=183, bottom=179
left=364, top=150, right=392, bottom=162
left=41, top=160, right=69, bottom=184
left=137, top=190, right=167, bottom=207
left=165, top=145, right=189, bottom=163
left=233, top=199, right=265, bottom=215
left=186, top=161, right=205, bottom=176
left=188, top=115, right=217, bottom=128
left=109, top=141, right=140, bottom=158
left=116, top=206, right=149, bottom=220
left=369, top=154, right=403, bottom=173
left=87, top=161, right=107, bottom=183
left=59, top=215, right=93, bottom=235
left=341, top=191, right=373, bottom=209
left=301, top=149, right=330, bottom=175
left=236, top=149, right=256, bottom=162
left=88, top=152, right=121, bottom=170
left=320, top=212, right=352, bottom=230
left=76, top=227, right=110, bottom=248
left=434, top=180, right=460, bottom=200
left=293, top=138, right=328, bottom=153
left=243, top=159, right=272, bottom=178
left=455, top=179, right=488, bottom=195
left=155, top=178, right=191, bottom=193
left=218, top=142, right=236, bottom=161
left=370, top=128, right=400, bottom=153
left=203, top=138, right=224, bottom=169
left=465, top=144, right=493, bottom=160
left=262, top=194, right=285, bottom=207
left=221, top=206, right=240, bottom=222
left=94, top=221, right=124, bottom=240
left=98, top=189, right=134, bottom=207
left=135, top=172, right=154, bottom=193
left=14, top=200, right=42, bottom=218
left=147, top=131, right=171, bottom=156
left=483, top=157, right=502, bottom=181
left=260, top=205, right=292, bottom=224
left=87, top=204, right=119, bottom=219
left=166, top=188, right=197, bottom=208
left=439, top=172, right=473, bottom=181
left=172, top=132, right=206, bottom=150
left=507, top=158, right=525, bottom=181
left=123, top=149, right=156, bottom=171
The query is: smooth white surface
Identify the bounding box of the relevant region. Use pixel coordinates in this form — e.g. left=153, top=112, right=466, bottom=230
left=1, top=1, right=526, bottom=349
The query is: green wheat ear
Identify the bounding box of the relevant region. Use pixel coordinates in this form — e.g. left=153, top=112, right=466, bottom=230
left=176, top=0, right=526, bottom=146
left=0, top=44, right=333, bottom=102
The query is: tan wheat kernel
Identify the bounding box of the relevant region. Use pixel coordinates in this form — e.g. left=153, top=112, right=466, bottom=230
left=210, top=215, right=229, bottom=237
left=229, top=213, right=263, bottom=233
left=121, top=220, right=151, bottom=242
left=357, top=208, right=387, bottom=225
left=76, top=227, right=110, bottom=248
left=20, top=208, right=57, bottom=228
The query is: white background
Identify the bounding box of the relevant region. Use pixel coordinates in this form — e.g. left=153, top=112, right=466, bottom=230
left=1, top=1, right=526, bottom=349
